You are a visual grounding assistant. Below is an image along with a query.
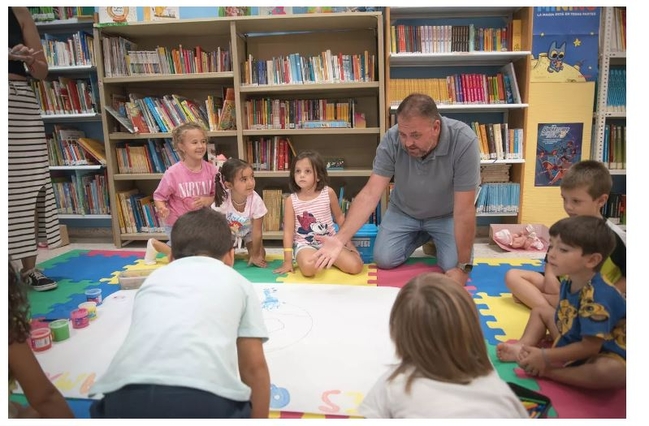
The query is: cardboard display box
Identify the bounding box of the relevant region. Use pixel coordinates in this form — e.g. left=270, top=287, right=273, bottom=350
left=59, top=224, right=70, bottom=247
left=489, top=223, right=549, bottom=254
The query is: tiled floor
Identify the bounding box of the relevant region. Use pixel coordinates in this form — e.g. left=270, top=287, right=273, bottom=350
left=36, top=236, right=544, bottom=264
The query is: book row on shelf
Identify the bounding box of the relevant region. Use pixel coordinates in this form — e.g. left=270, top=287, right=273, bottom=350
left=247, top=137, right=296, bottom=172
left=471, top=122, right=524, bottom=161
left=475, top=183, right=520, bottom=215
left=48, top=135, right=106, bottom=167
left=41, top=30, right=95, bottom=67
left=601, top=193, right=626, bottom=225
left=127, top=46, right=232, bottom=76
left=601, top=123, right=626, bottom=170
left=244, top=98, right=366, bottom=130
left=115, top=139, right=181, bottom=175
left=604, top=67, right=626, bottom=113
left=387, top=63, right=520, bottom=107
left=242, top=51, right=377, bottom=86
left=107, top=89, right=235, bottom=134
left=29, top=6, right=94, bottom=22
left=389, top=21, right=522, bottom=54
left=610, top=7, right=626, bottom=52
left=51, top=171, right=110, bottom=216
left=31, top=77, right=99, bottom=116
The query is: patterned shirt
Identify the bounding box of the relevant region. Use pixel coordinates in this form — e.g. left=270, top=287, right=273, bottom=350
left=290, top=186, right=335, bottom=248
left=555, top=273, right=626, bottom=362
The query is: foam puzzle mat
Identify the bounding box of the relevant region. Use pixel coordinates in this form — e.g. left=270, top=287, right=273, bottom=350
left=18, top=249, right=625, bottom=419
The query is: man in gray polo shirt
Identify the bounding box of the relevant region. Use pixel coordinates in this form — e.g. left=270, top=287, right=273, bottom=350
left=313, top=93, right=480, bottom=286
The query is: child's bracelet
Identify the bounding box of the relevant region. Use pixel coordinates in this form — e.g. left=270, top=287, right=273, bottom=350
left=541, top=348, right=551, bottom=366
left=283, top=248, right=293, bottom=252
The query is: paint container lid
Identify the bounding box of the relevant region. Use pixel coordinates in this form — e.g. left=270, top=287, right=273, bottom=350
left=85, top=288, right=101, bottom=296
left=31, top=328, right=51, bottom=339
left=79, top=301, right=97, bottom=309
left=71, top=308, right=88, bottom=319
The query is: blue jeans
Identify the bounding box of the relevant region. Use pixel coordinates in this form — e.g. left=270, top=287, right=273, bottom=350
left=374, top=206, right=471, bottom=271
left=89, top=384, right=251, bottom=418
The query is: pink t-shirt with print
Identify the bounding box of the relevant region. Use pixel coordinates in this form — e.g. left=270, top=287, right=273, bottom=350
left=211, top=189, right=267, bottom=248
left=153, top=160, right=218, bottom=226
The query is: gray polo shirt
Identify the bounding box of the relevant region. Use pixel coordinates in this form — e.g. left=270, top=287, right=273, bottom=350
left=373, top=116, right=481, bottom=220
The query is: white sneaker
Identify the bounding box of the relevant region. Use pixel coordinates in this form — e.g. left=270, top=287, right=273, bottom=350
left=144, top=238, right=158, bottom=265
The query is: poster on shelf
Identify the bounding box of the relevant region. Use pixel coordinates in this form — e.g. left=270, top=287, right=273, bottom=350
left=97, top=7, right=137, bottom=24
left=535, top=123, right=583, bottom=187
left=530, top=7, right=600, bottom=83
left=143, top=7, right=179, bottom=21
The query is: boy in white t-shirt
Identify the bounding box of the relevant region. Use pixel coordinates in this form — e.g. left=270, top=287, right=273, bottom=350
left=89, top=208, right=270, bottom=418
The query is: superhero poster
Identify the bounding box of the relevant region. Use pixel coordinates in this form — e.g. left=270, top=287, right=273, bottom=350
left=535, top=123, right=583, bottom=187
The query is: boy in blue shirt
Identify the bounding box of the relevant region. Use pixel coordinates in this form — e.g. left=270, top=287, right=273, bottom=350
left=497, top=216, right=625, bottom=390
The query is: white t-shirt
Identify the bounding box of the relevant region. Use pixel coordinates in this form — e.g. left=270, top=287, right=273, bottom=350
left=89, top=256, right=268, bottom=402
left=359, top=367, right=528, bottom=418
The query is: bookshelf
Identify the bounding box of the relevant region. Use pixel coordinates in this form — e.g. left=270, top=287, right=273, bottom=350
left=592, top=6, right=626, bottom=226
left=93, top=12, right=384, bottom=246
left=384, top=7, right=532, bottom=222
left=32, top=11, right=112, bottom=226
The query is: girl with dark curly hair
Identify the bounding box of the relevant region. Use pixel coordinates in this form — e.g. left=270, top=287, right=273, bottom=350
left=8, top=260, right=73, bottom=418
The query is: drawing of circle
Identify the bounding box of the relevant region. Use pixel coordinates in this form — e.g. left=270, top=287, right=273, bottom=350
left=263, top=303, right=313, bottom=353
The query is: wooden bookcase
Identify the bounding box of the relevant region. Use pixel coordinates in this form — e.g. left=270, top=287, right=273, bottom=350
left=92, top=12, right=385, bottom=247
left=592, top=6, right=626, bottom=229
left=33, top=16, right=111, bottom=227
left=384, top=7, right=533, bottom=223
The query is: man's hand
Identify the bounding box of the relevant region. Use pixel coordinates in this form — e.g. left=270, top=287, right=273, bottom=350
left=445, top=268, right=469, bottom=286
left=312, top=235, right=344, bottom=270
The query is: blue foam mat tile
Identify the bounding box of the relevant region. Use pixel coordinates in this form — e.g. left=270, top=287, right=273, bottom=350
left=39, top=252, right=143, bottom=285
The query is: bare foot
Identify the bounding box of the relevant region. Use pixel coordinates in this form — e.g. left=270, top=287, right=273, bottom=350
left=512, top=294, right=522, bottom=304
left=496, top=341, right=523, bottom=362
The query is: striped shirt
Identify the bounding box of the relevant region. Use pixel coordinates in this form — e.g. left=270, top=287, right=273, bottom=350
left=291, top=187, right=335, bottom=247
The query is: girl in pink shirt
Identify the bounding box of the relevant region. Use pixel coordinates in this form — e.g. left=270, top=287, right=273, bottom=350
left=211, top=158, right=268, bottom=268
left=144, top=123, right=218, bottom=264
left=273, top=151, right=362, bottom=277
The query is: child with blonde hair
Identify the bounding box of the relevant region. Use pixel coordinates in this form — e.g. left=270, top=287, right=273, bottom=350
left=273, top=151, right=363, bottom=277
left=359, top=272, right=527, bottom=418
left=211, top=158, right=268, bottom=267
left=144, top=123, right=218, bottom=264
left=497, top=216, right=625, bottom=390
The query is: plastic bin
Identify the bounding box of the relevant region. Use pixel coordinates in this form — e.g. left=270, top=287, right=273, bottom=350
left=118, top=269, right=156, bottom=290
left=508, top=382, right=552, bottom=418
left=351, top=224, right=378, bottom=264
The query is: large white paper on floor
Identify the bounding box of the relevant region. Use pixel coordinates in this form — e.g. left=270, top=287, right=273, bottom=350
left=30, top=284, right=400, bottom=416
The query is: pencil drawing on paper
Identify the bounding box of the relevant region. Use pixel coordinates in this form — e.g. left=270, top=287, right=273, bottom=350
left=260, top=286, right=313, bottom=353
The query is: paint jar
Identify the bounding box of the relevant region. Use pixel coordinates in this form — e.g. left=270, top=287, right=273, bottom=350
left=30, top=328, right=52, bottom=352
left=78, top=301, right=98, bottom=321
left=70, top=308, right=89, bottom=329
left=85, top=288, right=102, bottom=306
left=49, top=319, right=70, bottom=342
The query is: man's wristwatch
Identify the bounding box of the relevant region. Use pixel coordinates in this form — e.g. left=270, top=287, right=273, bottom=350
left=456, top=262, right=473, bottom=274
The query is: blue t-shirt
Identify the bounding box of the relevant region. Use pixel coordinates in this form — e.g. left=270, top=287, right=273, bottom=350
left=555, top=273, right=626, bottom=361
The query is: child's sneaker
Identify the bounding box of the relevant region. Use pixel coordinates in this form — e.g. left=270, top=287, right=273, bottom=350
left=144, top=238, right=158, bottom=265
left=24, top=269, right=58, bottom=291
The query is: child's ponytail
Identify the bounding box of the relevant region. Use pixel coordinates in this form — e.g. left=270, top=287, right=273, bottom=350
left=214, top=171, right=228, bottom=206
